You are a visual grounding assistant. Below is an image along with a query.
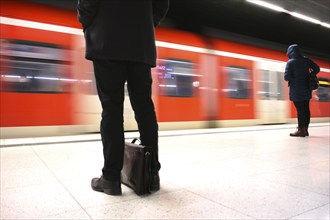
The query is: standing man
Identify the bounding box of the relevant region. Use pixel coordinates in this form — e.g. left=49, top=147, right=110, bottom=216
left=77, top=0, right=169, bottom=196
left=284, top=44, right=320, bottom=137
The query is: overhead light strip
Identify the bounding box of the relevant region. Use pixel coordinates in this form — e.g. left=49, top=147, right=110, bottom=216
left=246, top=0, right=289, bottom=13
left=246, top=0, right=330, bottom=29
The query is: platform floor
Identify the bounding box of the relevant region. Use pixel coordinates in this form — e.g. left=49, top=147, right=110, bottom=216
left=1, top=123, right=329, bottom=220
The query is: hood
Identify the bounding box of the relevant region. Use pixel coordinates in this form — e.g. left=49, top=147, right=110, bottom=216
left=287, top=44, right=302, bottom=59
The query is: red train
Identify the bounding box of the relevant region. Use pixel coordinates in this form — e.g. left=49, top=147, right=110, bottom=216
left=1, top=1, right=329, bottom=138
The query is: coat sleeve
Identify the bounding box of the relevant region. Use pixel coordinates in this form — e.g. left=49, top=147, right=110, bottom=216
left=152, top=0, right=169, bottom=27
left=77, top=0, right=100, bottom=30
left=284, top=61, right=292, bottom=82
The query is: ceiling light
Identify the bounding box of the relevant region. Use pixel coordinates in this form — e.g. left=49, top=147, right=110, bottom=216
left=246, top=0, right=289, bottom=13
left=246, top=0, right=330, bottom=29
left=320, top=22, right=330, bottom=28
left=290, top=12, right=321, bottom=24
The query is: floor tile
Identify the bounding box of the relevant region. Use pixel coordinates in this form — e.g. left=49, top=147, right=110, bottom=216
left=61, top=178, right=182, bottom=209
left=290, top=204, right=330, bottom=220
left=302, top=160, right=330, bottom=173
left=0, top=146, right=43, bottom=170
left=1, top=183, right=83, bottom=219
left=85, top=190, right=253, bottom=219
left=1, top=123, right=329, bottom=219
left=41, top=210, right=92, bottom=220
left=1, top=166, right=58, bottom=190
left=187, top=177, right=329, bottom=219
left=257, top=166, right=330, bottom=196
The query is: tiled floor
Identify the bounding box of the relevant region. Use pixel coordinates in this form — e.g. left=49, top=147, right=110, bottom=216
left=1, top=123, right=329, bottom=219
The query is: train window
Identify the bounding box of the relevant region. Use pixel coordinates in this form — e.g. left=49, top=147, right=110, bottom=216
left=225, top=66, right=250, bottom=99
left=315, top=78, right=330, bottom=102
left=156, top=59, right=199, bottom=97
left=0, top=40, right=72, bottom=93
left=259, top=70, right=284, bottom=100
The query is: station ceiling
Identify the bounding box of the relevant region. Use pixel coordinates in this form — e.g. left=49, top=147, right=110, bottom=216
left=28, top=0, right=330, bottom=59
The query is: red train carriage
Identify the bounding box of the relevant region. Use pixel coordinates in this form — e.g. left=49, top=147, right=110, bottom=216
left=154, top=28, right=209, bottom=129
left=0, top=1, right=79, bottom=137
left=0, top=1, right=329, bottom=138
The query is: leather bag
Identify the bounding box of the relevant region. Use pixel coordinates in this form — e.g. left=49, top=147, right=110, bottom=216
left=306, top=58, right=319, bottom=91
left=121, top=138, right=152, bottom=195
left=308, top=72, right=319, bottom=91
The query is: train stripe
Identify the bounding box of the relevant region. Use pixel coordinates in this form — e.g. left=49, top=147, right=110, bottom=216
left=0, top=16, right=83, bottom=35
left=1, top=16, right=329, bottom=73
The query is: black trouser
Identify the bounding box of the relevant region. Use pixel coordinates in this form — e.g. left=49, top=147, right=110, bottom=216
left=293, top=100, right=310, bottom=128
left=93, top=60, right=160, bottom=181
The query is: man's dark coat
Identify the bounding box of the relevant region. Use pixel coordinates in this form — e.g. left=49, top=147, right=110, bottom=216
left=77, top=0, right=169, bottom=67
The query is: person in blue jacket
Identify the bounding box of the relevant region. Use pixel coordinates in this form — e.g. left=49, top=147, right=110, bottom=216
left=77, top=0, right=169, bottom=195
left=284, top=44, right=320, bottom=137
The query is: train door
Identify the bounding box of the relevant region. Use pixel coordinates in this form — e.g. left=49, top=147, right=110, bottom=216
left=217, top=57, right=255, bottom=126
left=256, top=61, right=288, bottom=124
left=154, top=28, right=207, bottom=129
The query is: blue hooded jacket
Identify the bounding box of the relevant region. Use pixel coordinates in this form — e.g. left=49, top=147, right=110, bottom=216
left=284, top=44, right=320, bottom=101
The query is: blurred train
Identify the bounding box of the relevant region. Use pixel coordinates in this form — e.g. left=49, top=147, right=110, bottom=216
left=1, top=1, right=329, bottom=138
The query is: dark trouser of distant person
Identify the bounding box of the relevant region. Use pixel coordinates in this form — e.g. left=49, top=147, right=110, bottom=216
left=291, top=100, right=310, bottom=137
left=92, top=59, right=160, bottom=194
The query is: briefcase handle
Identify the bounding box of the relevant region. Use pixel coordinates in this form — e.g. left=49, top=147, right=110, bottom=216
left=132, top=138, right=140, bottom=144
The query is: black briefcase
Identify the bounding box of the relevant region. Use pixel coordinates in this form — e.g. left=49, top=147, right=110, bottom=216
left=121, top=138, right=152, bottom=195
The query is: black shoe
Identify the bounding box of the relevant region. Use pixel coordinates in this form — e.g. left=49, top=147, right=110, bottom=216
left=91, top=176, right=122, bottom=195
left=150, top=173, right=160, bottom=192
left=305, top=127, right=309, bottom=136
left=290, top=127, right=306, bottom=137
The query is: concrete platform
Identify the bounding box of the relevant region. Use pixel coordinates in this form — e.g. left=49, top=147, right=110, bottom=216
left=1, top=123, right=329, bottom=219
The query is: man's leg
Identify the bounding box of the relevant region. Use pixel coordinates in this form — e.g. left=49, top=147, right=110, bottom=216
left=93, top=59, right=127, bottom=181
left=126, top=62, right=160, bottom=174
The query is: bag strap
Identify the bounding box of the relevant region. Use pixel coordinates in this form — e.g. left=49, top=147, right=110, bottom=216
left=144, top=151, right=152, bottom=193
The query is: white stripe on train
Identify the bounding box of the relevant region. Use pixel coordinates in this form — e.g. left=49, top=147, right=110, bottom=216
left=1, top=16, right=329, bottom=73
